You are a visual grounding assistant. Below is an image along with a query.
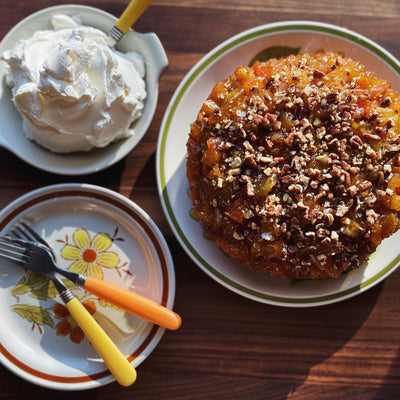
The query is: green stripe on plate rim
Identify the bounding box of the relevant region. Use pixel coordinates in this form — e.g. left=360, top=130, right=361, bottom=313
left=158, top=22, right=400, bottom=305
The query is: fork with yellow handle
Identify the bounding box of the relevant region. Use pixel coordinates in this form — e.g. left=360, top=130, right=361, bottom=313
left=61, top=289, right=137, bottom=387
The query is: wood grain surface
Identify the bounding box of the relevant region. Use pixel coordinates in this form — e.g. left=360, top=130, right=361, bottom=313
left=1, top=0, right=400, bottom=399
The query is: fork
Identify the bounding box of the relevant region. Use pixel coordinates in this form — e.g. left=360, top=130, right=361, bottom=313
left=11, top=222, right=181, bottom=330
left=0, top=236, right=137, bottom=386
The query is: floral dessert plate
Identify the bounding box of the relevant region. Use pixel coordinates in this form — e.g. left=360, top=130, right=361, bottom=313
left=156, top=21, right=400, bottom=307
left=0, top=184, right=176, bottom=390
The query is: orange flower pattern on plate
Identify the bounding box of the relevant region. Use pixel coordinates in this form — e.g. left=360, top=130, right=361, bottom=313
left=53, top=301, right=96, bottom=343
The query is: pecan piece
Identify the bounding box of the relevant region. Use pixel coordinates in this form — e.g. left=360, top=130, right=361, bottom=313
left=358, top=180, right=372, bottom=192
left=313, top=69, right=325, bottom=79
left=381, top=97, right=391, bottom=107
left=350, top=135, right=363, bottom=149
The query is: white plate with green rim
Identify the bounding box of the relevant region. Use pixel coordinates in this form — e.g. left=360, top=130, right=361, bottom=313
left=0, top=183, right=176, bottom=389
left=156, top=21, right=400, bottom=307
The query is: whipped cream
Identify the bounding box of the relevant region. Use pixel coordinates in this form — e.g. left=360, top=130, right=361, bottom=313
left=2, top=14, right=146, bottom=153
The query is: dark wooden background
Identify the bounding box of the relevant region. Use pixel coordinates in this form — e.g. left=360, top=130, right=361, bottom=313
left=1, top=0, right=400, bottom=399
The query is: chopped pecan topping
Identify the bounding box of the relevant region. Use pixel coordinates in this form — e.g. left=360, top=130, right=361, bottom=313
left=188, top=51, right=400, bottom=280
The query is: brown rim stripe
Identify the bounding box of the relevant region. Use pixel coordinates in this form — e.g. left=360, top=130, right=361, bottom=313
left=0, top=188, right=170, bottom=384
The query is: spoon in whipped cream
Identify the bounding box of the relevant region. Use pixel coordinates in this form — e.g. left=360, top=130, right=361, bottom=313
left=109, top=0, right=153, bottom=44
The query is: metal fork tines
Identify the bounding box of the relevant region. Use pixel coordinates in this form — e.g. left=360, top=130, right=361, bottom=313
left=0, top=237, right=32, bottom=266
left=12, top=222, right=49, bottom=250
left=10, top=223, right=85, bottom=285
left=0, top=236, right=67, bottom=295
left=0, top=235, right=64, bottom=281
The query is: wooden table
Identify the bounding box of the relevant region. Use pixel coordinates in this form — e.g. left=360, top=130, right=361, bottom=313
left=1, top=0, right=400, bottom=398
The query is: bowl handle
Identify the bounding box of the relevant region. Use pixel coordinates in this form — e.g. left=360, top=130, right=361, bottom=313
left=141, top=32, right=169, bottom=80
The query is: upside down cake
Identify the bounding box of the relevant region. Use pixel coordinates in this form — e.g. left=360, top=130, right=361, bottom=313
left=186, top=52, right=400, bottom=279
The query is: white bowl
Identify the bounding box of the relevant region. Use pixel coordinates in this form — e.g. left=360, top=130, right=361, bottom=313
left=0, top=5, right=168, bottom=175
left=157, top=21, right=400, bottom=307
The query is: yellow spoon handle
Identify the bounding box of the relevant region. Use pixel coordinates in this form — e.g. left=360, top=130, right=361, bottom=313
left=115, top=0, right=153, bottom=33
left=65, top=297, right=137, bottom=386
